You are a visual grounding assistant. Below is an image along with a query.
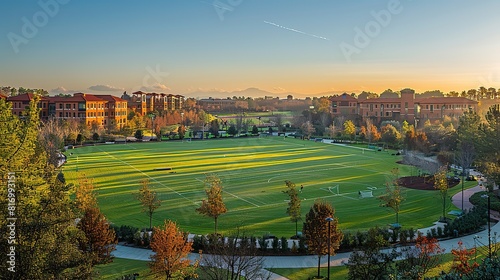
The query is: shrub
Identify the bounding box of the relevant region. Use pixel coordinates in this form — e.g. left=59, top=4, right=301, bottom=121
left=272, top=237, right=279, bottom=252
left=280, top=237, right=289, bottom=253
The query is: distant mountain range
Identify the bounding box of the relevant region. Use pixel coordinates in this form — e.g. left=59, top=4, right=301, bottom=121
left=183, top=87, right=355, bottom=99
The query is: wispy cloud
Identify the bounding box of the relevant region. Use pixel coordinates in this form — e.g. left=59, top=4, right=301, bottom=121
left=50, top=86, right=77, bottom=94
left=263, top=21, right=330, bottom=41
left=88, top=84, right=124, bottom=91
left=140, top=83, right=171, bottom=92
left=273, top=87, right=286, bottom=92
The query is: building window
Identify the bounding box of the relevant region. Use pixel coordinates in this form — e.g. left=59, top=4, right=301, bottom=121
left=59, top=103, right=63, bottom=109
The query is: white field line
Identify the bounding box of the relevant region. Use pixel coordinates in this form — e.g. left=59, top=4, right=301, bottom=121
left=223, top=190, right=260, bottom=207
left=96, top=147, right=197, bottom=205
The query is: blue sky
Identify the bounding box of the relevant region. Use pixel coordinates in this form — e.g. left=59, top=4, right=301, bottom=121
left=1, top=0, right=499, bottom=98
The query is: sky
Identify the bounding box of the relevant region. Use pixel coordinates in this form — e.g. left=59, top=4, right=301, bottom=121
left=1, top=0, right=500, bottom=98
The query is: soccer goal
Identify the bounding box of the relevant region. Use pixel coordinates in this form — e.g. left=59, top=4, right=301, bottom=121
left=328, top=185, right=340, bottom=195
left=359, top=190, right=373, bottom=198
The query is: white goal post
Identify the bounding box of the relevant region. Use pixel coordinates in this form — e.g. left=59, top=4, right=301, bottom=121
left=328, top=185, right=340, bottom=195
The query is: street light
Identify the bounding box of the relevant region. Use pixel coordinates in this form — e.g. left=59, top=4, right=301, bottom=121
left=481, top=193, right=491, bottom=259
left=325, top=217, right=333, bottom=280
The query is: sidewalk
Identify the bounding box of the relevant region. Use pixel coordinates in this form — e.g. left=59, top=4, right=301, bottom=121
left=112, top=183, right=495, bottom=279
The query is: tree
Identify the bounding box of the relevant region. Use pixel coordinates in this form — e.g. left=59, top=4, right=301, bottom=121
left=455, top=141, right=476, bottom=212
left=347, top=227, right=400, bottom=280
left=450, top=241, right=479, bottom=277
left=135, top=129, right=144, bottom=140
left=284, top=180, right=301, bottom=237
left=378, top=168, right=404, bottom=224
left=343, top=120, right=356, bottom=139
left=0, top=97, right=91, bottom=279
left=77, top=206, right=117, bottom=265
left=227, top=124, right=237, bottom=136
left=252, top=125, right=259, bottom=135
left=326, top=124, right=336, bottom=139
left=178, top=124, right=186, bottom=139
left=75, top=174, right=117, bottom=265
left=397, top=236, right=444, bottom=279
left=477, top=105, right=500, bottom=185
left=38, top=119, right=66, bottom=167
left=301, top=121, right=315, bottom=139
left=196, top=174, right=227, bottom=234
left=434, top=166, right=449, bottom=221
left=199, top=227, right=271, bottom=280
left=134, top=179, right=162, bottom=230
left=92, top=132, right=100, bottom=142
left=381, top=124, right=402, bottom=148
left=150, top=220, right=199, bottom=280
left=303, top=200, right=343, bottom=278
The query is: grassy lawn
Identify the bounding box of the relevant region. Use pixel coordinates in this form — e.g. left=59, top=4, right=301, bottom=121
left=95, top=258, right=153, bottom=279
left=63, top=137, right=476, bottom=237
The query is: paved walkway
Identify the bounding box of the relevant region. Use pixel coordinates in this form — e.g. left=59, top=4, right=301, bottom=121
left=113, top=183, right=496, bottom=280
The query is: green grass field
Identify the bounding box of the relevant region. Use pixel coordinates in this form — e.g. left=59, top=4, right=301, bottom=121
left=63, top=137, right=470, bottom=237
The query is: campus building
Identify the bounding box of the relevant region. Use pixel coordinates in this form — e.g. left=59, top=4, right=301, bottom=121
left=332, top=89, right=478, bottom=126
left=121, top=91, right=184, bottom=115
left=6, top=93, right=128, bottom=128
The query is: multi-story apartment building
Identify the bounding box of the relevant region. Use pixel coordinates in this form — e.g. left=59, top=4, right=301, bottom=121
left=121, top=91, right=184, bottom=115
left=332, top=89, right=478, bottom=126
left=6, top=93, right=128, bottom=128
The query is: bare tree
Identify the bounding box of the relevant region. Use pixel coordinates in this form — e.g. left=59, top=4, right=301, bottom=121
left=199, top=228, right=272, bottom=280
left=455, top=141, right=476, bottom=211
left=38, top=119, right=66, bottom=167
left=378, top=168, right=404, bottom=224
left=301, top=121, right=315, bottom=139
left=134, top=179, right=162, bottom=230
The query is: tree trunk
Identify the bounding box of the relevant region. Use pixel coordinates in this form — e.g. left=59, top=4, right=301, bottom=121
left=295, top=220, right=298, bottom=237
left=317, top=254, right=321, bottom=278
left=443, top=196, right=446, bottom=219
left=214, top=216, right=218, bottom=234
left=149, top=213, right=152, bottom=230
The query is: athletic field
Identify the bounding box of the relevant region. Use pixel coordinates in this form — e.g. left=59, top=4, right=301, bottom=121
left=63, top=137, right=462, bottom=237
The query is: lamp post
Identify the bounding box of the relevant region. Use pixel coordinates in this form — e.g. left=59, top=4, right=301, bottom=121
left=482, top=193, right=492, bottom=258
left=180, top=112, right=184, bottom=142
left=325, top=217, right=333, bottom=280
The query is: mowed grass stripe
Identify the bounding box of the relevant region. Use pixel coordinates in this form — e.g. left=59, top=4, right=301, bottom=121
left=64, top=138, right=470, bottom=236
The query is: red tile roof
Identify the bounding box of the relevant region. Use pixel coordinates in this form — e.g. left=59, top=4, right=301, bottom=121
left=98, top=95, right=127, bottom=102
left=360, top=98, right=401, bottom=103
left=416, top=97, right=477, bottom=104
left=7, top=93, right=49, bottom=102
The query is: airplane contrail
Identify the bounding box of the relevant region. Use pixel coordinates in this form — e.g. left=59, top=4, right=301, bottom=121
left=263, top=21, right=330, bottom=41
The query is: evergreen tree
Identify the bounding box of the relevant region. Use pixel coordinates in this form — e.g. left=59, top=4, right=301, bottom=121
left=0, top=97, right=90, bottom=279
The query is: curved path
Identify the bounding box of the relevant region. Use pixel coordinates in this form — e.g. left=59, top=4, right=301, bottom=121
left=113, top=183, right=497, bottom=280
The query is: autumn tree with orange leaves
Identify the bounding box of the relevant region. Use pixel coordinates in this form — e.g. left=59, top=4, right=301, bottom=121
left=451, top=240, right=479, bottom=277
left=150, top=220, right=200, bottom=280
left=76, top=174, right=117, bottom=265
left=196, top=174, right=227, bottom=234
left=397, top=235, right=444, bottom=279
